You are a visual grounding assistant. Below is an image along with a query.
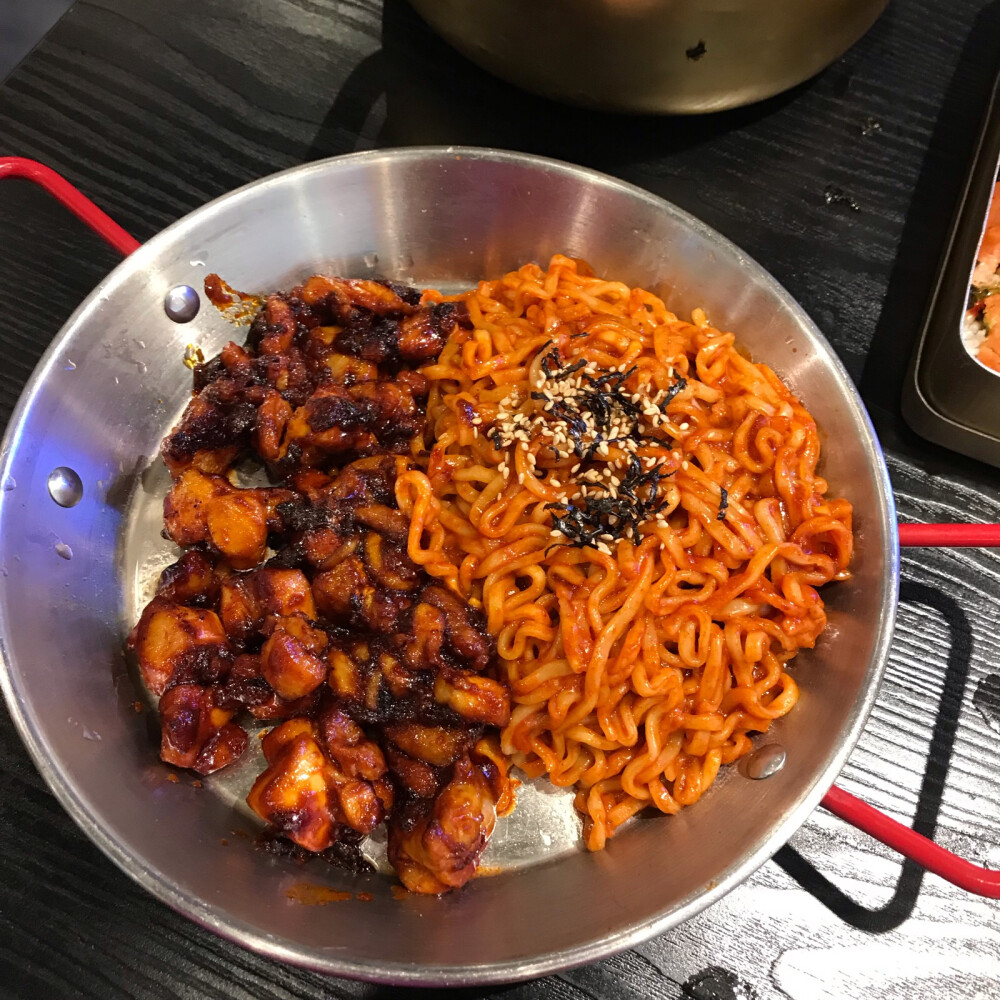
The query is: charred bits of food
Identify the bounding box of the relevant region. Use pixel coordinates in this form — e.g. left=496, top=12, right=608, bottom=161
left=129, top=275, right=513, bottom=895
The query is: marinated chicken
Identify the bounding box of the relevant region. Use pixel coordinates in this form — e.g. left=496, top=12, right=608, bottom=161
left=129, top=275, right=512, bottom=893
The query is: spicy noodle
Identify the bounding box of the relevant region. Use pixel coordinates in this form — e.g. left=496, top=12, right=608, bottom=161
left=397, top=255, right=853, bottom=850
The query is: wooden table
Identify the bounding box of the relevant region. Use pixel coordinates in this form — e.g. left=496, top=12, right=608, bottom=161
left=2, top=1, right=1000, bottom=997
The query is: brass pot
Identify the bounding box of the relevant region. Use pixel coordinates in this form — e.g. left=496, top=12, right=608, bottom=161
left=408, top=0, right=888, bottom=114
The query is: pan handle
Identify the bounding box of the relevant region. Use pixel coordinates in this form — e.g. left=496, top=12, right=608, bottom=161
left=899, top=522, right=1000, bottom=546
left=821, top=785, right=1000, bottom=897
left=822, top=518, right=1000, bottom=897
left=0, top=156, right=140, bottom=256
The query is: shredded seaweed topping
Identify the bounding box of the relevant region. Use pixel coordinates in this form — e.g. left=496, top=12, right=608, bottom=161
left=717, top=486, right=729, bottom=521
left=488, top=347, right=691, bottom=554
left=546, top=453, right=671, bottom=550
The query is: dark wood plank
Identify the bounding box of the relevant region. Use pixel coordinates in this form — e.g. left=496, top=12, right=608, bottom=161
left=2, top=0, right=1000, bottom=998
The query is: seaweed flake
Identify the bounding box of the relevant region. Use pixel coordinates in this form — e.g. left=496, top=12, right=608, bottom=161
left=548, top=455, right=671, bottom=547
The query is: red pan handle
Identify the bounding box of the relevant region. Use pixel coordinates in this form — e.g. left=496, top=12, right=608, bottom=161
left=899, top=522, right=1000, bottom=546
left=4, top=157, right=999, bottom=897
left=823, top=520, right=1000, bottom=897
left=0, top=156, right=140, bottom=255
left=821, top=786, right=1000, bottom=897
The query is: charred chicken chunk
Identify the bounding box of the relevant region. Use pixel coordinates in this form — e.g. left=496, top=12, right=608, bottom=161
left=261, top=627, right=327, bottom=700
left=388, top=755, right=499, bottom=894
left=163, top=468, right=291, bottom=563
left=158, top=683, right=248, bottom=774
left=219, top=568, right=317, bottom=646
left=128, top=597, right=229, bottom=696
left=155, top=550, right=220, bottom=607
left=246, top=717, right=387, bottom=851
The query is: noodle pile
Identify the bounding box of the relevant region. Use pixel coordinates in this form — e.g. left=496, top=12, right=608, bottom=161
left=395, top=255, right=853, bottom=850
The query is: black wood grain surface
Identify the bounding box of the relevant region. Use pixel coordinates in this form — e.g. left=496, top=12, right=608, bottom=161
left=2, top=1, right=1000, bottom=997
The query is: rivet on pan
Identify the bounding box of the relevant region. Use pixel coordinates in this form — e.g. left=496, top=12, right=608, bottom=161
left=47, top=467, right=84, bottom=508
left=743, top=744, right=786, bottom=780
left=163, top=284, right=201, bottom=323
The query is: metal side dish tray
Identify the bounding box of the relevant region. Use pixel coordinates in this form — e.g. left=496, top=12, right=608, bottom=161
left=905, top=67, right=1000, bottom=465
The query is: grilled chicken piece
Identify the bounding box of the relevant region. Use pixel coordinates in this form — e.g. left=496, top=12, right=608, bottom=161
left=158, top=683, right=248, bottom=773
left=421, top=586, right=493, bottom=674
left=353, top=503, right=410, bottom=545
left=127, top=597, right=230, bottom=696
left=294, top=275, right=420, bottom=318
left=206, top=491, right=270, bottom=569
left=221, top=653, right=321, bottom=721
left=388, top=756, right=499, bottom=894
left=433, top=668, right=510, bottom=728
left=261, top=627, right=328, bottom=700
left=327, top=645, right=365, bottom=703
left=399, top=602, right=446, bottom=672
left=384, top=745, right=443, bottom=799
left=252, top=295, right=297, bottom=355
left=219, top=568, right=317, bottom=647
left=254, top=390, right=293, bottom=463
left=331, top=296, right=463, bottom=365
left=318, top=706, right=388, bottom=783
left=319, top=454, right=401, bottom=504
left=312, top=554, right=412, bottom=632
left=361, top=532, right=421, bottom=590
left=247, top=717, right=386, bottom=851
left=321, top=352, right=379, bottom=385
left=282, top=379, right=427, bottom=463
left=163, top=468, right=292, bottom=563
left=383, top=722, right=474, bottom=768
left=155, top=550, right=220, bottom=607
left=161, top=395, right=242, bottom=478
left=163, top=468, right=231, bottom=546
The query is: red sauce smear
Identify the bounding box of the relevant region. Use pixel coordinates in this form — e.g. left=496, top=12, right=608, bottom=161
left=204, top=273, right=263, bottom=324
left=286, top=883, right=353, bottom=905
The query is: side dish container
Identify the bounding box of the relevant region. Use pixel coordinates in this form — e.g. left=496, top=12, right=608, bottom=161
left=904, top=69, right=1000, bottom=465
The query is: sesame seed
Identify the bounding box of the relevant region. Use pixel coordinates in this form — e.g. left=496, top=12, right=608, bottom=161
left=682, top=461, right=689, bottom=470
left=550, top=479, right=561, bottom=488
left=679, top=422, right=690, bottom=430
left=550, top=529, right=562, bottom=537
left=571, top=464, right=581, bottom=473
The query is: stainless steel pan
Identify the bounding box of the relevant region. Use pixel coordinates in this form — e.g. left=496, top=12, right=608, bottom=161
left=0, top=148, right=993, bottom=986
